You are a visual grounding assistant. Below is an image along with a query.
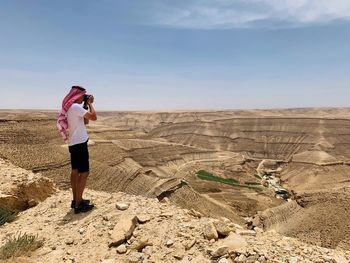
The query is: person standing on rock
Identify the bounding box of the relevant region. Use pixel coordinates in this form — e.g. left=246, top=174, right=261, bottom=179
left=57, top=86, right=97, bottom=214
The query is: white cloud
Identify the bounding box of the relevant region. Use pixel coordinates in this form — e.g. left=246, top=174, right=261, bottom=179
left=149, top=0, right=350, bottom=29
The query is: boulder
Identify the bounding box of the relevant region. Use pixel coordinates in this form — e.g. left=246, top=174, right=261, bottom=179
left=0, top=159, right=56, bottom=211
left=211, top=245, right=229, bottom=259
left=215, top=233, right=247, bottom=254
left=109, top=214, right=138, bottom=247
left=202, top=221, right=219, bottom=240
left=214, top=221, right=231, bottom=237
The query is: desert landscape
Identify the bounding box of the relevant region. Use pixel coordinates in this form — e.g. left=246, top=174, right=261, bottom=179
left=0, top=108, right=350, bottom=262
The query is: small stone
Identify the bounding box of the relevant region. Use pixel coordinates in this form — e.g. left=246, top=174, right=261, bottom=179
left=131, top=237, right=152, bottom=252
left=160, top=212, right=173, bottom=217
left=132, top=230, right=139, bottom=237
left=137, top=214, right=151, bottom=224
left=166, top=239, right=174, bottom=247
left=65, top=239, right=74, bottom=245
left=218, top=258, right=229, bottom=263
left=215, top=233, right=247, bottom=254
left=116, top=203, right=130, bottom=210
left=178, top=232, right=191, bottom=238
left=289, top=257, right=298, bottom=263
left=184, top=239, right=196, bottom=250
left=78, top=228, right=84, bottom=235
left=173, top=252, right=184, bottom=260
left=220, top=217, right=231, bottom=224
left=247, top=254, right=259, bottom=261
left=234, top=254, right=247, bottom=262
left=117, top=244, right=127, bottom=254
left=235, top=229, right=256, bottom=236
left=103, top=215, right=111, bottom=221
left=28, top=199, right=38, bottom=208
left=143, top=246, right=153, bottom=256
left=161, top=197, right=170, bottom=203
left=188, top=209, right=202, bottom=218
left=211, top=246, right=229, bottom=259
left=128, top=252, right=143, bottom=263
left=258, top=256, right=266, bottom=262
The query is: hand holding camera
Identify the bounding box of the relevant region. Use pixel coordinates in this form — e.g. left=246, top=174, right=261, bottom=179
left=83, top=94, right=94, bottom=110
left=87, top=95, right=94, bottom=104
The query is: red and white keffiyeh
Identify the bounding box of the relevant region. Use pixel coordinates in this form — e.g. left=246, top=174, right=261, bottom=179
left=57, top=87, right=86, bottom=143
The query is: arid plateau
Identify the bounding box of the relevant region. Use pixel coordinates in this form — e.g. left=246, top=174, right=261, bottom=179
left=1, top=108, right=350, bottom=263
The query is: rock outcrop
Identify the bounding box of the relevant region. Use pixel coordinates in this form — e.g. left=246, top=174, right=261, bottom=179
left=0, top=186, right=349, bottom=262
left=0, top=158, right=56, bottom=211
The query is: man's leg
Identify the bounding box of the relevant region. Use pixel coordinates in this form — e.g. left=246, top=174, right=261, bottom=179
left=71, top=169, right=79, bottom=202
left=75, top=172, right=89, bottom=206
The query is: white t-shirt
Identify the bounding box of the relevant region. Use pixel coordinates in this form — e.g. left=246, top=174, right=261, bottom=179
left=67, top=103, right=89, bottom=146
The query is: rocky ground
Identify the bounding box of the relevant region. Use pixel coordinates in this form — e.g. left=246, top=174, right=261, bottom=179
left=0, top=159, right=349, bottom=263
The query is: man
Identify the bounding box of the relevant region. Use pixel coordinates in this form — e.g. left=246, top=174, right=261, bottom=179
left=57, top=86, right=97, bottom=213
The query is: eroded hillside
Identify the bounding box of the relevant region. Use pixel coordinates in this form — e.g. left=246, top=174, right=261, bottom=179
left=0, top=108, right=350, bottom=249
left=0, top=159, right=349, bottom=263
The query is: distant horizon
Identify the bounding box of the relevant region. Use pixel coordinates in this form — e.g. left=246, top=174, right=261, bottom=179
left=1, top=106, right=349, bottom=113
left=1, top=1, right=350, bottom=109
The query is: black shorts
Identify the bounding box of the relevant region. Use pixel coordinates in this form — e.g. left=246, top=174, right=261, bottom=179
left=68, top=140, right=89, bottom=173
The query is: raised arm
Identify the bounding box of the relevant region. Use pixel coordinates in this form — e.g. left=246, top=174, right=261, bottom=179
left=84, top=96, right=97, bottom=121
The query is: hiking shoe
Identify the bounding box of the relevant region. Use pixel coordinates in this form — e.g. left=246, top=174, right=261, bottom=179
left=71, top=199, right=90, bottom=209
left=74, top=202, right=94, bottom=214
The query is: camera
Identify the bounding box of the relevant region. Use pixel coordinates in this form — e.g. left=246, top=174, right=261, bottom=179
left=83, top=94, right=92, bottom=110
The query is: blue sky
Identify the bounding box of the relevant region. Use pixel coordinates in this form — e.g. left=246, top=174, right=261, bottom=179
left=0, top=0, right=350, bottom=110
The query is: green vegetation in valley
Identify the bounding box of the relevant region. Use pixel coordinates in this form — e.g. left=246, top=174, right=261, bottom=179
left=196, top=170, right=262, bottom=191
left=196, top=170, right=239, bottom=184
left=0, top=232, right=43, bottom=259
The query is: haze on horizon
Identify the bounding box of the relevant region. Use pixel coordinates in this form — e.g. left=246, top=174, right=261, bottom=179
left=0, top=0, right=350, bottom=110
